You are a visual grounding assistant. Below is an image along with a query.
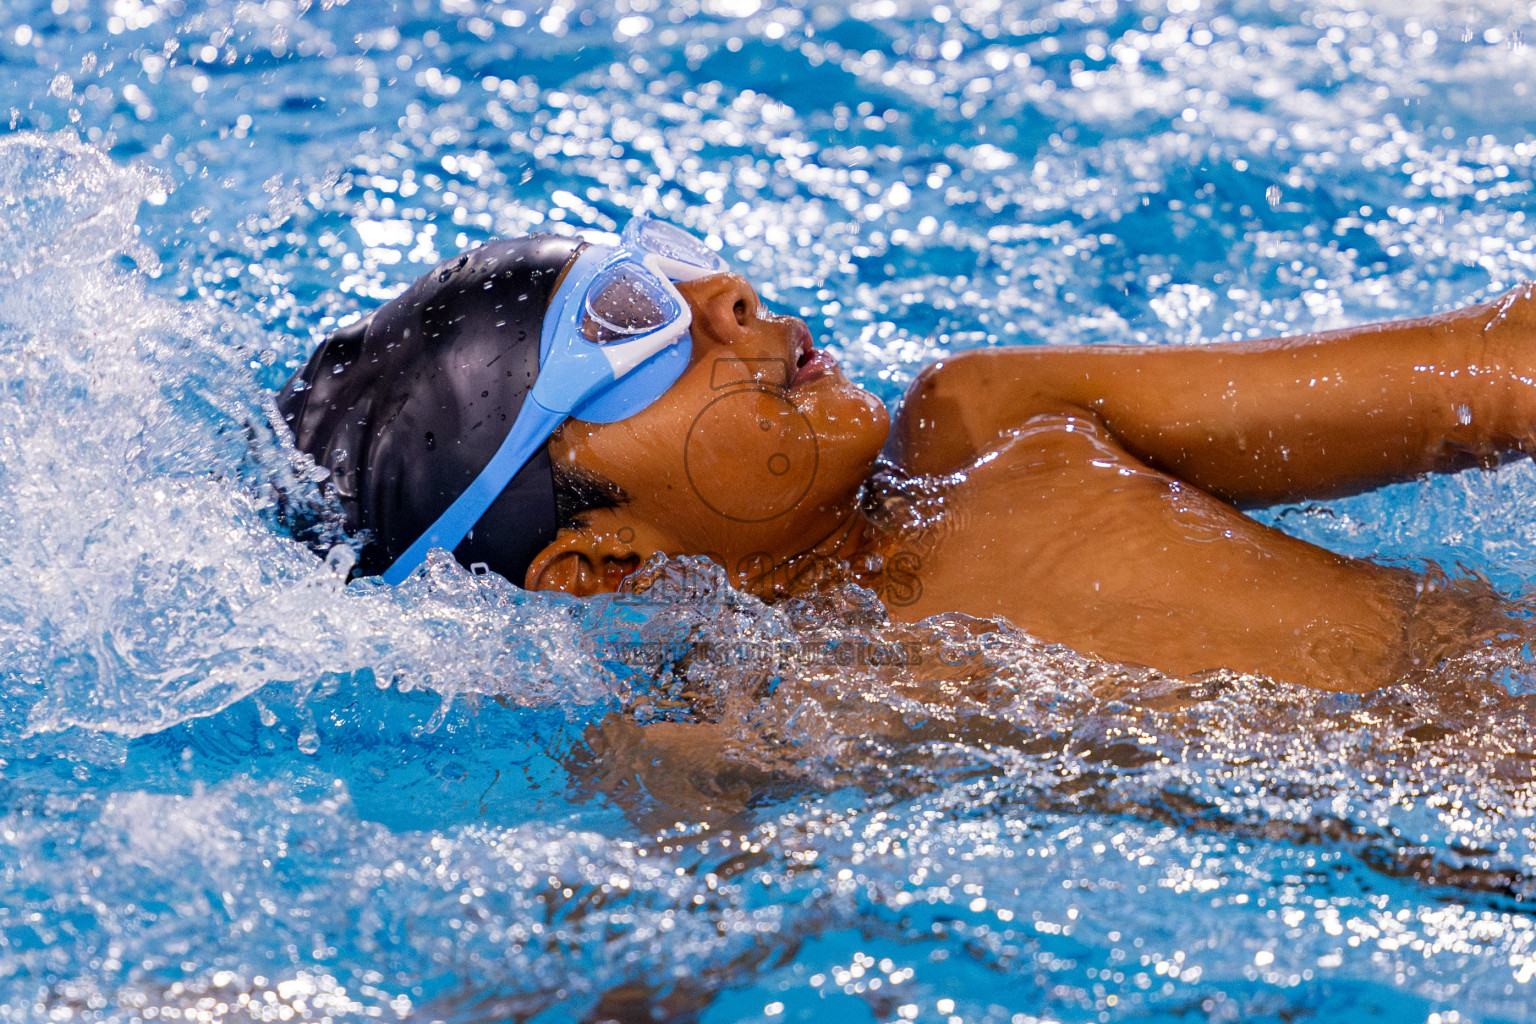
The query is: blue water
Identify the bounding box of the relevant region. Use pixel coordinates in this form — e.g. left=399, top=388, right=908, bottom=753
left=5, top=1, right=1536, bottom=1021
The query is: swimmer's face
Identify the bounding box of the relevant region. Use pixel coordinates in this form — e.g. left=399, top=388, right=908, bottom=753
left=530, top=271, right=890, bottom=594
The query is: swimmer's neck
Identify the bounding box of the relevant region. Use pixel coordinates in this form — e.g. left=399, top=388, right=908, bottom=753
left=731, top=506, right=888, bottom=602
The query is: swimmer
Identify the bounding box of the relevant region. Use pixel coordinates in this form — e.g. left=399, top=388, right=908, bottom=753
left=278, top=217, right=1536, bottom=694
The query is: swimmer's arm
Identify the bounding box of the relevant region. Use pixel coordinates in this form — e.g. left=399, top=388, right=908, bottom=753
left=892, top=284, right=1536, bottom=504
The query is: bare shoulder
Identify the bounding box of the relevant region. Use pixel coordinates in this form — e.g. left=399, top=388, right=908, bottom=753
left=887, top=355, right=974, bottom=476
left=890, top=349, right=1098, bottom=477
left=958, top=409, right=1158, bottom=490
left=891, top=351, right=1035, bottom=476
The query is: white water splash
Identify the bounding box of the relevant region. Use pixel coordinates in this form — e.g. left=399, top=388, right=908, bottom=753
left=0, top=133, right=615, bottom=738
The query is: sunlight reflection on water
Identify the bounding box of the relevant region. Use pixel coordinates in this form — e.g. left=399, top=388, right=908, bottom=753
left=4, top=1, right=1536, bottom=1021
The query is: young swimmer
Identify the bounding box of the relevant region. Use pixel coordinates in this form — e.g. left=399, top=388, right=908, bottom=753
left=278, top=217, right=1534, bottom=694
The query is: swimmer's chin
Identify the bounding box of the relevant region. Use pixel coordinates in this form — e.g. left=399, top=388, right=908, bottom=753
left=789, top=354, right=890, bottom=441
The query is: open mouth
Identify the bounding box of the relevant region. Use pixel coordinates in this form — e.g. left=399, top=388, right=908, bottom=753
left=788, top=319, right=835, bottom=387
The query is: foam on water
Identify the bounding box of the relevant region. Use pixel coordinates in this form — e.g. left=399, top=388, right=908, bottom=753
left=6, top=1, right=1536, bottom=1021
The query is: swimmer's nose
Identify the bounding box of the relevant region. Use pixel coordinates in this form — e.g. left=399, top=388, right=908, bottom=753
left=679, top=273, right=764, bottom=343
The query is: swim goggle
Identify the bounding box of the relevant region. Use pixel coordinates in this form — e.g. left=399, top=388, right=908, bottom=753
left=381, top=216, right=729, bottom=584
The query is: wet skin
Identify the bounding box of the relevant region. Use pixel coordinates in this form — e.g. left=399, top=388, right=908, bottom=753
left=528, top=272, right=1536, bottom=693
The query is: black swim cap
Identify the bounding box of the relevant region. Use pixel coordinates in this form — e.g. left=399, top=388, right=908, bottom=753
left=277, top=234, right=584, bottom=583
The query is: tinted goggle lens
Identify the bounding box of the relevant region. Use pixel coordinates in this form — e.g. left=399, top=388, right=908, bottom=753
left=634, top=219, right=729, bottom=274
left=580, top=263, right=681, bottom=344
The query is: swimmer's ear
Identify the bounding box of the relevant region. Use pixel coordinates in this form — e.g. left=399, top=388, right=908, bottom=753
left=525, top=526, right=641, bottom=597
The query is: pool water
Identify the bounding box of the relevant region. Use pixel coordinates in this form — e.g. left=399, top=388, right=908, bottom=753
left=5, top=0, right=1536, bottom=1021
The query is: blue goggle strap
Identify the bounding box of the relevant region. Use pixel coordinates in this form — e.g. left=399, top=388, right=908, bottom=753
left=379, top=397, right=568, bottom=585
